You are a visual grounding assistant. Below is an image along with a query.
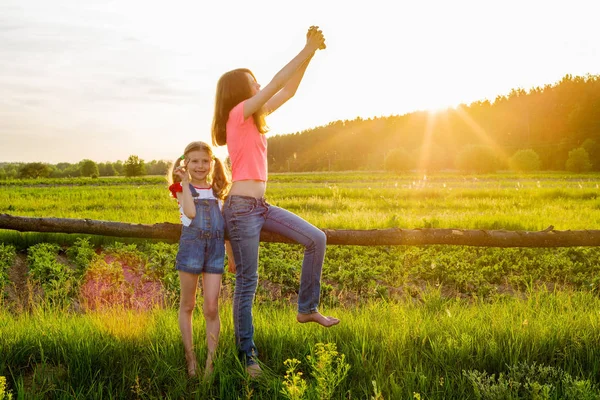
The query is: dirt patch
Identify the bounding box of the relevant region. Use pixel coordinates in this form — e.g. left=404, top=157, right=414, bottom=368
left=79, top=254, right=166, bottom=311
left=5, top=252, right=34, bottom=313
left=56, top=252, right=77, bottom=270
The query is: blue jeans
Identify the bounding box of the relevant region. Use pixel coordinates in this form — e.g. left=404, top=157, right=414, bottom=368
left=223, top=195, right=327, bottom=366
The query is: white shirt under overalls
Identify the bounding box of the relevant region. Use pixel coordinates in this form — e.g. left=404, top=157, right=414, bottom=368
left=168, top=182, right=223, bottom=227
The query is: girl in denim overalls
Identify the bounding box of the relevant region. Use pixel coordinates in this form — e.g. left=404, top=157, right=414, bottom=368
left=211, top=27, right=339, bottom=377
left=168, top=141, right=234, bottom=378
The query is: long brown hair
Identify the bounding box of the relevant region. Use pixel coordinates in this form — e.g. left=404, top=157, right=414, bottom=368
left=211, top=68, right=268, bottom=146
left=167, top=141, right=231, bottom=200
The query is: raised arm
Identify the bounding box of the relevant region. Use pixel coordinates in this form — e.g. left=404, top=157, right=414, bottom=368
left=243, top=28, right=325, bottom=120
left=263, top=54, right=313, bottom=115
left=174, top=166, right=196, bottom=219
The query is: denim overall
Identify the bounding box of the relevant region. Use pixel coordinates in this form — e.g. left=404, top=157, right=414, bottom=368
left=175, top=184, right=225, bottom=274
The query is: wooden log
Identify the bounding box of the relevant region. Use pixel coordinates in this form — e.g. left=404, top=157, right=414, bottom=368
left=1, top=214, right=600, bottom=247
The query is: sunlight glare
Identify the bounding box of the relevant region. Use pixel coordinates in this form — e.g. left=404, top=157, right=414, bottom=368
left=454, top=106, right=511, bottom=164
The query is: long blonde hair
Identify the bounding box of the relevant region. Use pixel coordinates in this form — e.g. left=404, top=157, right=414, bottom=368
left=167, top=141, right=230, bottom=199
left=211, top=68, right=268, bottom=147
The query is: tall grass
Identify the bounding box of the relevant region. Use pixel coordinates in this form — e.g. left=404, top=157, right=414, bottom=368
left=1, top=289, right=599, bottom=399
left=3, top=172, right=600, bottom=398
left=2, top=173, right=600, bottom=244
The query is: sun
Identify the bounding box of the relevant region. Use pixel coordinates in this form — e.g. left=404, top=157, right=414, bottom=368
left=421, top=88, right=463, bottom=114
left=425, top=97, right=458, bottom=115
left=426, top=105, right=453, bottom=115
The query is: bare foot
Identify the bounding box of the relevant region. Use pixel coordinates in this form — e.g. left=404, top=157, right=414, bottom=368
left=246, top=363, right=262, bottom=378
left=185, top=353, right=198, bottom=377
left=296, top=312, right=340, bottom=327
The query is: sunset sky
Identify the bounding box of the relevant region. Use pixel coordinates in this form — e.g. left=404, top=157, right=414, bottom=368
left=1, top=0, right=598, bottom=163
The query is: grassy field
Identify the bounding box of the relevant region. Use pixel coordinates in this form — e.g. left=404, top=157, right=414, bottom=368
left=2, top=172, right=600, bottom=234
left=1, top=172, right=600, bottom=399
left=2, top=291, right=600, bottom=399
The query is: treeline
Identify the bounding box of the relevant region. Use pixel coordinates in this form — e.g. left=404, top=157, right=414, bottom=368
left=0, top=156, right=169, bottom=180
left=3, top=74, right=599, bottom=178
left=268, top=74, right=600, bottom=173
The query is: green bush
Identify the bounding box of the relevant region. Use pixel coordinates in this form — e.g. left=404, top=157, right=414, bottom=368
left=143, top=242, right=179, bottom=296
left=79, top=159, right=99, bottom=178
left=281, top=343, right=350, bottom=400
left=384, top=148, right=413, bottom=173
left=509, top=149, right=541, bottom=172
left=582, top=139, right=600, bottom=170
left=456, top=145, right=501, bottom=173
left=66, top=237, right=96, bottom=277
left=464, top=362, right=600, bottom=399
left=565, top=147, right=592, bottom=172
left=27, top=243, right=76, bottom=305
left=259, top=243, right=302, bottom=296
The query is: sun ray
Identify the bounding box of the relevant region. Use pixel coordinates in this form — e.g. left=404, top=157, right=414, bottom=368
left=417, top=111, right=437, bottom=172
left=453, top=106, right=511, bottom=165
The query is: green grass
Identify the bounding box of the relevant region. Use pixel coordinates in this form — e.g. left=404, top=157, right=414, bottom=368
left=0, top=176, right=163, bottom=187
left=2, top=172, right=600, bottom=398
left=2, top=173, right=600, bottom=238
left=5, top=239, right=600, bottom=307
left=1, top=290, right=599, bottom=399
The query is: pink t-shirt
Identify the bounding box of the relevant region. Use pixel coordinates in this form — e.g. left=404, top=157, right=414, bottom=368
left=226, top=101, right=268, bottom=182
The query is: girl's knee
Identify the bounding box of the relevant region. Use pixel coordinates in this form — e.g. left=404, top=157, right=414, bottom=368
left=310, top=229, right=327, bottom=250
left=236, top=272, right=259, bottom=287
left=180, top=300, right=196, bottom=314
left=203, top=301, right=219, bottom=320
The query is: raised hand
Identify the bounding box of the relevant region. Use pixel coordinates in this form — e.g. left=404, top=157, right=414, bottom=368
left=306, top=25, right=326, bottom=51
left=174, top=163, right=189, bottom=182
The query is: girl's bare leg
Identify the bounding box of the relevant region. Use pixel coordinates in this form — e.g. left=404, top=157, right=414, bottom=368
left=178, top=271, right=200, bottom=376
left=202, top=273, right=222, bottom=378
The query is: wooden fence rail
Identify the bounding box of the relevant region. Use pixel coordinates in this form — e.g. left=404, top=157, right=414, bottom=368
left=2, top=214, right=600, bottom=247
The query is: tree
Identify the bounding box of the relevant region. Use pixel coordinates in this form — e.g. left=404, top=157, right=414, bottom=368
left=509, top=149, right=541, bottom=172
left=50, top=162, right=78, bottom=178
left=145, top=160, right=169, bottom=176
left=582, top=139, right=600, bottom=171
left=124, top=155, right=146, bottom=177
left=384, top=148, right=412, bottom=173
left=456, top=145, right=500, bottom=173
left=98, top=162, right=117, bottom=177
left=79, top=159, right=99, bottom=177
left=18, top=162, right=53, bottom=179
left=0, top=164, right=19, bottom=180
left=262, top=74, right=600, bottom=173
left=63, top=165, right=81, bottom=178
left=113, top=160, right=124, bottom=176
left=565, top=147, right=592, bottom=172
left=55, top=162, right=72, bottom=172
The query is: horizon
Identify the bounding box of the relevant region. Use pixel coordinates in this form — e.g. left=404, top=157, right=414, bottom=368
left=1, top=0, right=599, bottom=164
left=0, top=72, right=596, bottom=166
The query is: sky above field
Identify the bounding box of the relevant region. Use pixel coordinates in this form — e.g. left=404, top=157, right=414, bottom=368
left=1, top=0, right=598, bottom=163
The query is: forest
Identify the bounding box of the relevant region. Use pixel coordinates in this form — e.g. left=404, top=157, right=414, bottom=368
left=267, top=74, right=600, bottom=173
left=2, top=74, right=599, bottom=180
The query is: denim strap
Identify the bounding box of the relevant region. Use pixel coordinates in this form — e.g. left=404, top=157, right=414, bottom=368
left=188, top=183, right=199, bottom=198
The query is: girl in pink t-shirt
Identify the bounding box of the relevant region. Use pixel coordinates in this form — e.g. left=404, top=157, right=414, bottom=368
left=210, top=27, right=339, bottom=377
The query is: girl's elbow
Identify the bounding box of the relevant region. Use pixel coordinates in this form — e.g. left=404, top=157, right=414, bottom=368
left=185, top=211, right=196, bottom=219
left=283, top=88, right=297, bottom=98
left=271, top=75, right=287, bottom=91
